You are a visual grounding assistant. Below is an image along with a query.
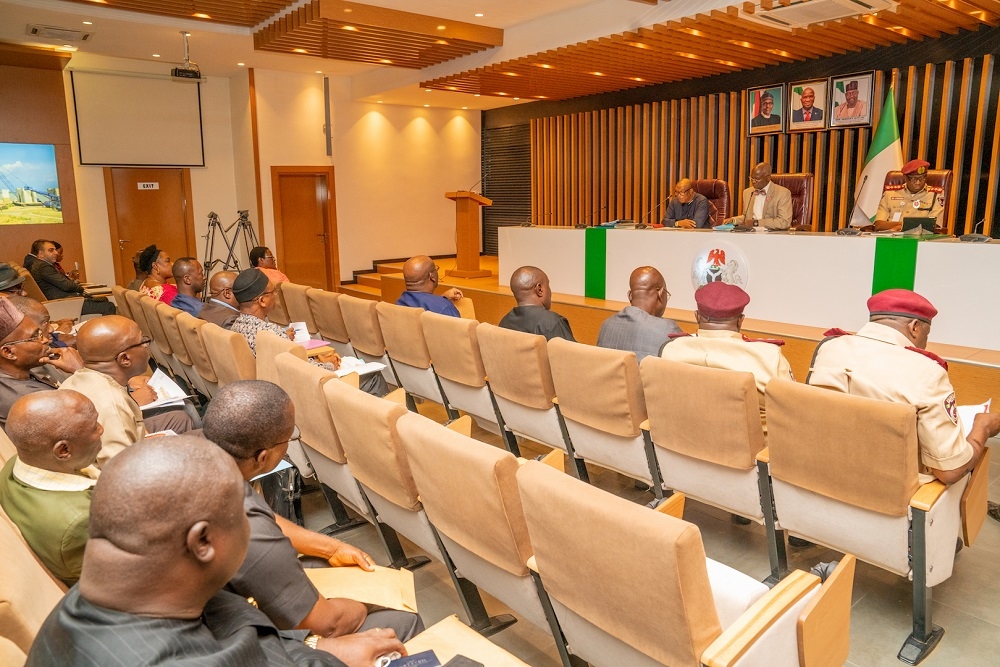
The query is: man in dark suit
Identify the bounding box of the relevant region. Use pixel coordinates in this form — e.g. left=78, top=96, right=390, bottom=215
left=792, top=87, right=824, bottom=123
left=29, top=241, right=115, bottom=316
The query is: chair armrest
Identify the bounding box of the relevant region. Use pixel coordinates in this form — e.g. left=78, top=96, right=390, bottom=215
left=336, top=372, right=360, bottom=389
left=538, top=449, right=565, bottom=473
left=655, top=492, right=686, bottom=519
left=701, top=570, right=819, bottom=667
left=385, top=388, right=408, bottom=405
left=910, top=481, right=947, bottom=512
left=797, top=555, right=855, bottom=667
left=43, top=297, right=85, bottom=321
left=755, top=447, right=769, bottom=464
left=445, top=415, right=474, bottom=437
left=961, top=445, right=991, bottom=546
left=526, top=555, right=538, bottom=574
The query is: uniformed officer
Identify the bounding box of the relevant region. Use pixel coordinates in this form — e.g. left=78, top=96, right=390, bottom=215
left=807, top=289, right=999, bottom=485
left=659, top=281, right=793, bottom=431
left=873, top=159, right=945, bottom=232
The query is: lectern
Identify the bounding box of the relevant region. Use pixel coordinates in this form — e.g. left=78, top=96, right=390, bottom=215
left=445, top=191, right=492, bottom=278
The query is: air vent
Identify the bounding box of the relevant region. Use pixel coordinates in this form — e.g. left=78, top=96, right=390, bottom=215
left=741, top=0, right=896, bottom=30
left=27, top=24, right=92, bottom=42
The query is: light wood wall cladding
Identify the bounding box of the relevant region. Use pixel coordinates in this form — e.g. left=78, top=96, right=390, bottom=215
left=60, top=0, right=297, bottom=27
left=530, top=55, right=1000, bottom=234
left=254, top=0, right=502, bottom=69
left=422, top=0, right=997, bottom=101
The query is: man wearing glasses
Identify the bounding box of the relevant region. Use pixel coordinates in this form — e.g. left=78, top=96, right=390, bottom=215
left=597, top=267, right=681, bottom=362
left=395, top=255, right=463, bottom=317
left=59, top=315, right=194, bottom=467
left=660, top=178, right=712, bottom=228
left=726, top=162, right=792, bottom=230
left=870, top=159, right=944, bottom=232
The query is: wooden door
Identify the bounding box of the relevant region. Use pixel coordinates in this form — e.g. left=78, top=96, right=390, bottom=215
left=271, top=167, right=339, bottom=290
left=104, top=167, right=196, bottom=286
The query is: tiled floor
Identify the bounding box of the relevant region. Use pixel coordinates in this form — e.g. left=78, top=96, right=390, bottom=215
left=300, top=401, right=1000, bottom=666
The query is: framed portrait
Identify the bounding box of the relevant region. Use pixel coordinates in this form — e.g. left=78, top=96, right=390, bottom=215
left=788, top=79, right=828, bottom=132
left=748, top=84, right=784, bottom=135
left=830, top=72, right=874, bottom=127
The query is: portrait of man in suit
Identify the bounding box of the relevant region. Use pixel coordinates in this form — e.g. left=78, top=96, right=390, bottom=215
left=748, top=85, right=784, bottom=134
left=789, top=80, right=827, bottom=131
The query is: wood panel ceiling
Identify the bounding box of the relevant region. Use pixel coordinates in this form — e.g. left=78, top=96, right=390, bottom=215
left=420, top=0, right=1000, bottom=101
left=253, top=0, right=503, bottom=69
left=60, top=0, right=299, bottom=27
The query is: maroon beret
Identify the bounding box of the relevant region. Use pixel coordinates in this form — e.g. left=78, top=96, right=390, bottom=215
left=901, top=159, right=930, bottom=176
left=695, top=282, right=750, bottom=319
left=867, top=289, right=937, bottom=324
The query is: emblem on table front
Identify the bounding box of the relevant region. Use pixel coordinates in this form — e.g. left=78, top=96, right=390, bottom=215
left=691, top=243, right=749, bottom=290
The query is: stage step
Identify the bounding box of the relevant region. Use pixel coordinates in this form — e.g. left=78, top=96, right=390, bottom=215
left=376, top=263, right=404, bottom=275
left=339, top=283, right=381, bottom=301
left=357, top=273, right=383, bottom=289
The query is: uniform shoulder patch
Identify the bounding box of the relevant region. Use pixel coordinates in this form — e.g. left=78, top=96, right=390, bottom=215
left=742, top=334, right=785, bottom=346
left=927, top=185, right=944, bottom=193
left=884, top=183, right=906, bottom=191
left=905, top=346, right=949, bottom=371
left=944, top=392, right=958, bottom=424
left=823, top=327, right=852, bottom=338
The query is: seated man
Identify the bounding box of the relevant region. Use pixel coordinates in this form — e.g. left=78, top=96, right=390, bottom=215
left=395, top=255, right=463, bottom=316
left=27, top=435, right=405, bottom=666
left=125, top=250, right=148, bottom=291
left=660, top=178, right=711, bottom=228
left=170, top=257, right=206, bottom=317
left=59, top=315, right=193, bottom=467
left=660, top=281, right=793, bottom=431
left=807, top=289, right=999, bottom=485
left=0, top=263, right=28, bottom=298
left=23, top=240, right=43, bottom=272
left=726, top=162, right=792, bottom=230
left=29, top=240, right=116, bottom=316
left=231, top=269, right=386, bottom=396
left=52, top=241, right=80, bottom=280
left=871, top=159, right=945, bottom=232
left=499, top=266, right=575, bottom=342
left=597, top=266, right=681, bottom=362
left=0, top=390, right=102, bottom=585
left=204, top=381, right=423, bottom=644
left=0, top=297, right=83, bottom=429
left=198, top=270, right=240, bottom=329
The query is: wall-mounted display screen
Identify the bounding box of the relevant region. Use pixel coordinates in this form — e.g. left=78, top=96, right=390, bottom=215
left=0, top=143, right=62, bottom=226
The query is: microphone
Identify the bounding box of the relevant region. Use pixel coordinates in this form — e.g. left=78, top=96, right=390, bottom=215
left=519, top=214, right=533, bottom=227
left=960, top=218, right=991, bottom=243
left=466, top=166, right=491, bottom=194
left=736, top=189, right=754, bottom=229
left=577, top=205, right=606, bottom=229
left=639, top=195, right=672, bottom=229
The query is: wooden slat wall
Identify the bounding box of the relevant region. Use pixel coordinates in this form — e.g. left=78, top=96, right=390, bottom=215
left=530, top=56, right=1000, bottom=235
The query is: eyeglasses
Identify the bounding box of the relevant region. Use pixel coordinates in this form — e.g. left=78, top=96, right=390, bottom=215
left=93, top=337, right=151, bottom=362
left=2, top=329, right=51, bottom=347
left=263, top=255, right=276, bottom=261
left=258, top=289, right=275, bottom=299
left=673, top=187, right=693, bottom=197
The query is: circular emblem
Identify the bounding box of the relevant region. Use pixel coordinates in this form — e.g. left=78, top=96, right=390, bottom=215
left=690, top=242, right=750, bottom=290
left=913, top=200, right=920, bottom=209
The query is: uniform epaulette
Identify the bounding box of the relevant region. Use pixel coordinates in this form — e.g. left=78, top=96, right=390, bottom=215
left=666, top=332, right=691, bottom=339
left=927, top=185, right=944, bottom=193
left=823, top=327, right=853, bottom=338
left=905, top=346, right=949, bottom=371
left=742, top=334, right=785, bottom=346
left=884, top=183, right=906, bottom=191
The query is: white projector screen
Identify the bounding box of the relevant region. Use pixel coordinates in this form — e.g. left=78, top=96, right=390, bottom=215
left=71, top=71, right=205, bottom=166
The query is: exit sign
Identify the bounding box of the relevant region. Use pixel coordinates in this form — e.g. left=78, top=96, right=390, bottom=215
left=137, top=182, right=159, bottom=190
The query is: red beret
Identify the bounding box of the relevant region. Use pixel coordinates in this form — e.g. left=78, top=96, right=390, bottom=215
left=695, top=281, right=750, bottom=319
left=867, top=289, right=937, bottom=324
left=901, top=159, right=930, bottom=176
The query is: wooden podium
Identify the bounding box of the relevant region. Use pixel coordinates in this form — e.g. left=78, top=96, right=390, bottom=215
left=445, top=191, right=492, bottom=278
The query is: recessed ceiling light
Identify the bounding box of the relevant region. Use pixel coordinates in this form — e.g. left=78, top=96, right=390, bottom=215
left=536, top=63, right=554, bottom=69
left=193, top=12, right=210, bottom=19
left=63, top=44, right=72, bottom=48
left=435, top=40, right=448, bottom=45
left=152, top=54, right=160, bottom=58
left=344, top=8, right=352, bottom=12
left=437, top=25, right=446, bottom=30
left=503, top=72, right=519, bottom=76
left=497, top=92, right=507, bottom=96
left=425, top=89, right=432, bottom=92
left=377, top=100, right=383, bottom=103
left=475, top=13, right=484, bottom=17
left=293, top=48, right=307, bottom=53
left=82, top=21, right=93, bottom=25
left=342, top=25, right=358, bottom=31
left=237, top=62, right=245, bottom=66
left=474, top=94, right=480, bottom=97
left=462, top=106, right=468, bottom=109
left=592, top=72, right=604, bottom=76
left=424, top=104, right=430, bottom=107
left=514, top=97, right=520, bottom=100
left=315, top=70, right=323, bottom=74
left=380, top=59, right=392, bottom=64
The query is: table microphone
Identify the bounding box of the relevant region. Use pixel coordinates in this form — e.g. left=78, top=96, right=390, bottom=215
left=959, top=218, right=991, bottom=242
left=637, top=195, right=671, bottom=229
left=734, top=189, right=755, bottom=230
left=576, top=205, right=606, bottom=229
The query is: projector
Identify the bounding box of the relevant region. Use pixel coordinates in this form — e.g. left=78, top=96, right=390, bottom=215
left=171, top=66, right=201, bottom=80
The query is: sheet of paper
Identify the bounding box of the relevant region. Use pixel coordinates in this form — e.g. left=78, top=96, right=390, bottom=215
left=305, top=565, right=417, bottom=613
left=958, top=399, right=991, bottom=439
left=250, top=458, right=292, bottom=482
left=334, top=356, right=386, bottom=378
left=139, top=369, right=190, bottom=411
left=403, top=615, right=529, bottom=667
left=289, top=322, right=311, bottom=343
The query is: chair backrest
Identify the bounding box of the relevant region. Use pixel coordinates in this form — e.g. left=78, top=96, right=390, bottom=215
left=338, top=294, right=386, bottom=358
left=882, top=169, right=953, bottom=229
left=766, top=380, right=919, bottom=517
left=770, top=173, right=814, bottom=229
left=0, top=428, right=16, bottom=464
left=641, top=358, right=764, bottom=470
left=397, top=412, right=533, bottom=578
left=280, top=282, right=317, bottom=334
left=420, top=311, right=487, bottom=388
left=275, top=352, right=348, bottom=464
left=267, top=282, right=291, bottom=326
left=175, top=312, right=219, bottom=384
left=156, top=303, right=193, bottom=366
left=547, top=337, right=646, bottom=438
left=200, top=323, right=256, bottom=385
left=693, top=178, right=730, bottom=225
left=139, top=296, right=173, bottom=354
left=255, top=330, right=306, bottom=385
left=325, top=375, right=419, bottom=511
left=375, top=302, right=432, bottom=369
left=124, top=291, right=152, bottom=339
left=517, top=461, right=722, bottom=666
left=0, top=635, right=25, bottom=666
left=476, top=323, right=555, bottom=410
left=0, top=512, right=66, bottom=653
left=15, top=268, right=46, bottom=303
left=307, top=288, right=351, bottom=344
left=111, top=286, right=133, bottom=320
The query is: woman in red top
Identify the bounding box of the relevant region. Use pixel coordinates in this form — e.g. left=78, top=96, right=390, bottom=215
left=137, top=244, right=177, bottom=304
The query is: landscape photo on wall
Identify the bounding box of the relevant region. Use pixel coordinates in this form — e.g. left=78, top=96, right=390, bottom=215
left=0, top=143, right=62, bottom=225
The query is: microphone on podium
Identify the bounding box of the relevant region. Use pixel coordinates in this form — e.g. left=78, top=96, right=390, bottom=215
left=637, top=195, right=672, bottom=229
left=576, top=205, right=607, bottom=229
left=960, top=218, right=991, bottom=242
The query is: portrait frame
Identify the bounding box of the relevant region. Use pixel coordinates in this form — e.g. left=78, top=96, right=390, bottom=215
left=787, top=79, right=829, bottom=132
left=747, top=84, right=785, bottom=135
left=830, top=72, right=874, bottom=127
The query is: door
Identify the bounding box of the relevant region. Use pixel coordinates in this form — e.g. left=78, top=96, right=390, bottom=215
left=104, top=167, right=196, bottom=286
left=271, top=166, right=339, bottom=290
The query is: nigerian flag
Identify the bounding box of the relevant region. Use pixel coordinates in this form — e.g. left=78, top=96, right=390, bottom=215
left=849, top=87, right=904, bottom=227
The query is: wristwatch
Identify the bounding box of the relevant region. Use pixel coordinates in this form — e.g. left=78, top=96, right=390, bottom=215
left=304, top=634, right=321, bottom=650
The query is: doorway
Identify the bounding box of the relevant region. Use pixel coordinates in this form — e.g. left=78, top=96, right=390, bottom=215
left=104, top=167, right=196, bottom=286
left=271, top=166, right=339, bottom=291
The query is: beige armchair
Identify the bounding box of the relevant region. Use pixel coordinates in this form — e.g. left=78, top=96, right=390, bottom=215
left=175, top=312, right=219, bottom=398
left=338, top=294, right=397, bottom=386
left=279, top=282, right=318, bottom=336
left=267, top=281, right=291, bottom=326
left=155, top=302, right=210, bottom=397
left=306, top=288, right=354, bottom=357
left=200, top=322, right=256, bottom=385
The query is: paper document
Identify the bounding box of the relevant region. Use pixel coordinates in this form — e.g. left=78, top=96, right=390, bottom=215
left=403, top=615, right=529, bottom=667
left=251, top=458, right=292, bottom=482
left=305, top=565, right=417, bottom=613
left=335, top=356, right=386, bottom=378
left=289, top=322, right=311, bottom=343
left=139, top=369, right=190, bottom=411
left=958, top=399, right=991, bottom=439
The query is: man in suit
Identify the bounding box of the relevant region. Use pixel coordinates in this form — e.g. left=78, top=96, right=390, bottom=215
left=499, top=266, right=575, bottom=342
left=597, top=266, right=681, bottom=362
left=726, top=162, right=793, bottom=230
left=29, top=241, right=116, bottom=317
left=792, top=87, right=824, bottom=123
left=750, top=91, right=780, bottom=128
left=198, top=270, right=240, bottom=329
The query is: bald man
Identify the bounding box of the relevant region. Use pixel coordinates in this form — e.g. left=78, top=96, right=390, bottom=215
left=727, top=162, right=792, bottom=230
left=0, top=391, right=102, bottom=586
left=59, top=315, right=193, bottom=467
left=597, top=267, right=682, bottom=362
left=198, top=270, right=240, bottom=329
left=395, top=255, right=463, bottom=317
left=28, top=436, right=401, bottom=666
left=170, top=257, right=206, bottom=317
left=660, top=178, right=711, bottom=228
left=498, top=266, right=575, bottom=342
left=204, top=381, right=422, bottom=645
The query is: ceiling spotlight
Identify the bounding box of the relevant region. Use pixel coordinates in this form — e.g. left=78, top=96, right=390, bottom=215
left=592, top=72, right=604, bottom=76
left=377, top=100, right=383, bottom=103
left=462, top=106, right=468, bottom=109
left=293, top=48, right=307, bottom=53
left=193, top=12, right=210, bottom=19
left=425, top=89, right=432, bottom=92
left=437, top=25, right=446, bottom=30
left=237, top=62, right=245, bottom=66
left=315, top=70, right=323, bottom=74
left=83, top=21, right=93, bottom=25
left=342, top=25, right=358, bottom=31
left=380, top=59, right=392, bottom=64
left=514, top=97, right=520, bottom=100
left=474, top=94, right=480, bottom=97
left=475, top=13, right=484, bottom=17
left=424, top=104, right=430, bottom=107
left=152, top=54, right=160, bottom=58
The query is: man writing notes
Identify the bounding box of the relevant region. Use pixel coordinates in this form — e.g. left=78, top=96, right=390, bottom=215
left=726, top=162, right=792, bottom=230
left=660, top=179, right=712, bottom=228
left=871, top=159, right=944, bottom=232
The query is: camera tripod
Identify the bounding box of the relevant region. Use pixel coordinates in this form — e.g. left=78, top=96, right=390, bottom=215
left=202, top=210, right=259, bottom=275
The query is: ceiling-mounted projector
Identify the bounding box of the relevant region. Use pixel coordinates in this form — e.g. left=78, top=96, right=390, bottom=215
left=171, top=31, right=201, bottom=80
